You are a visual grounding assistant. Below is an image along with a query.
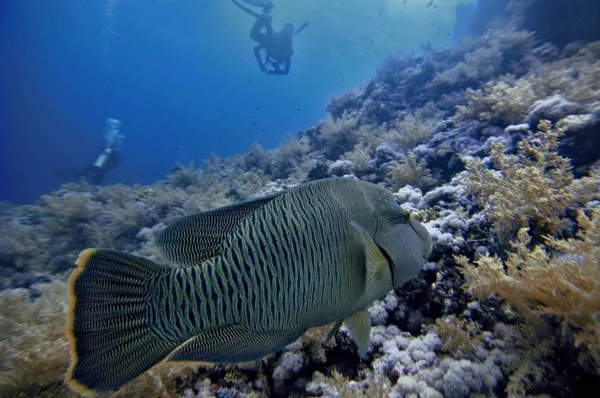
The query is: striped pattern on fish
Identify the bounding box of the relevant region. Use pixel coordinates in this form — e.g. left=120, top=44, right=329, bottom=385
left=65, top=178, right=432, bottom=394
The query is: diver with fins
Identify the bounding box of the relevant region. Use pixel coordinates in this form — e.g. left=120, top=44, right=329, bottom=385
left=232, top=0, right=308, bottom=75
left=56, top=118, right=124, bottom=185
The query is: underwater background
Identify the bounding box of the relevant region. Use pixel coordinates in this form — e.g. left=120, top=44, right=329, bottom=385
left=2, top=0, right=463, bottom=204
left=1, top=0, right=600, bottom=397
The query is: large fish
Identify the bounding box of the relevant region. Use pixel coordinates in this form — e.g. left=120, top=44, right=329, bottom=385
left=65, top=178, right=432, bottom=394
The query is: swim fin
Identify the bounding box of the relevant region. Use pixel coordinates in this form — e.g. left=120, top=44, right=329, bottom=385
left=293, top=22, right=309, bottom=36
left=240, top=0, right=274, bottom=8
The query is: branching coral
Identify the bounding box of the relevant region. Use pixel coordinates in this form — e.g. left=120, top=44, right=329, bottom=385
left=435, top=316, right=480, bottom=355
left=319, top=112, right=358, bottom=154
left=389, top=152, right=438, bottom=191
left=454, top=77, right=537, bottom=125
left=457, top=209, right=600, bottom=372
left=531, top=41, right=600, bottom=105
left=0, top=280, right=205, bottom=398
left=458, top=120, right=577, bottom=243
left=429, top=28, right=535, bottom=90
left=243, top=142, right=273, bottom=171
left=0, top=216, right=43, bottom=272
left=354, top=123, right=391, bottom=153
left=311, top=370, right=392, bottom=398
left=271, top=135, right=312, bottom=179
left=455, top=116, right=600, bottom=393
left=0, top=281, right=73, bottom=397
left=342, top=142, right=373, bottom=173
left=166, top=162, right=203, bottom=189
left=387, top=111, right=439, bottom=149
left=299, top=324, right=335, bottom=364
left=344, top=108, right=438, bottom=158
left=454, top=41, right=600, bottom=127
left=430, top=47, right=503, bottom=89
left=32, top=192, right=100, bottom=240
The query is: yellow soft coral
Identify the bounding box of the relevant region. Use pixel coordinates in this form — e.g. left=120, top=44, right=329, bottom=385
left=455, top=76, right=537, bottom=125
left=459, top=120, right=575, bottom=243
left=457, top=118, right=600, bottom=392
left=457, top=209, right=600, bottom=370
left=389, top=151, right=438, bottom=191
left=454, top=41, right=600, bottom=126
left=0, top=281, right=201, bottom=398
left=0, top=281, right=73, bottom=397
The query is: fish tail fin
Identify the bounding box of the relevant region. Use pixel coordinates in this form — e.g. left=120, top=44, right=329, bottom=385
left=65, top=249, right=178, bottom=395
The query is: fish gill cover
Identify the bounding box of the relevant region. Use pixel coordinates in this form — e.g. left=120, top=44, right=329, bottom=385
left=0, top=0, right=600, bottom=397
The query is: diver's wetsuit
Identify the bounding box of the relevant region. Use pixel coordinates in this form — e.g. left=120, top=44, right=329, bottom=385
left=250, top=15, right=293, bottom=75
left=232, top=0, right=294, bottom=75
left=77, top=148, right=121, bottom=185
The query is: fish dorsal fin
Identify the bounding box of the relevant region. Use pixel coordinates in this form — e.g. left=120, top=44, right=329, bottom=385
left=344, top=310, right=371, bottom=357
left=350, top=221, right=388, bottom=292
left=156, top=194, right=282, bottom=265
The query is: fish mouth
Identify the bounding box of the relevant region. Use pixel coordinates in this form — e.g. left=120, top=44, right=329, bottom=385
left=408, top=215, right=428, bottom=240
left=424, top=238, right=433, bottom=260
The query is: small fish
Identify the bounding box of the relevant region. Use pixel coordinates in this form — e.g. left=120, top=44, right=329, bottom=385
left=65, top=178, right=432, bottom=394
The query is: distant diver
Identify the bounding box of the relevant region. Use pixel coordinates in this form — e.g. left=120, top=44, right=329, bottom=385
left=232, top=0, right=308, bottom=75
left=57, top=118, right=124, bottom=185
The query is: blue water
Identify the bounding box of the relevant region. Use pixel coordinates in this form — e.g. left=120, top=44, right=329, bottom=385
left=0, top=0, right=466, bottom=204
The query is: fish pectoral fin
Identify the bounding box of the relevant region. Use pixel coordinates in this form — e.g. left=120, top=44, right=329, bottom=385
left=350, top=221, right=388, bottom=291
left=168, top=325, right=304, bottom=363
left=324, top=320, right=343, bottom=344
left=344, top=310, right=371, bottom=358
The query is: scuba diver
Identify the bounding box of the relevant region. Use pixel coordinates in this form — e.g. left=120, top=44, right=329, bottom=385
left=57, top=118, right=124, bottom=185
left=232, top=0, right=308, bottom=75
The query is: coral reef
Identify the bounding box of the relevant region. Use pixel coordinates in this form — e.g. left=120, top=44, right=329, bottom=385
left=458, top=121, right=581, bottom=243
left=2, top=4, right=600, bottom=396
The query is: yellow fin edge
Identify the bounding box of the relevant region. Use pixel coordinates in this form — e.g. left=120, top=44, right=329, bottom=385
left=64, top=248, right=99, bottom=397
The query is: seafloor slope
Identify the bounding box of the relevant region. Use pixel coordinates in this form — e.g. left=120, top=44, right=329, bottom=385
left=1, top=1, right=600, bottom=397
